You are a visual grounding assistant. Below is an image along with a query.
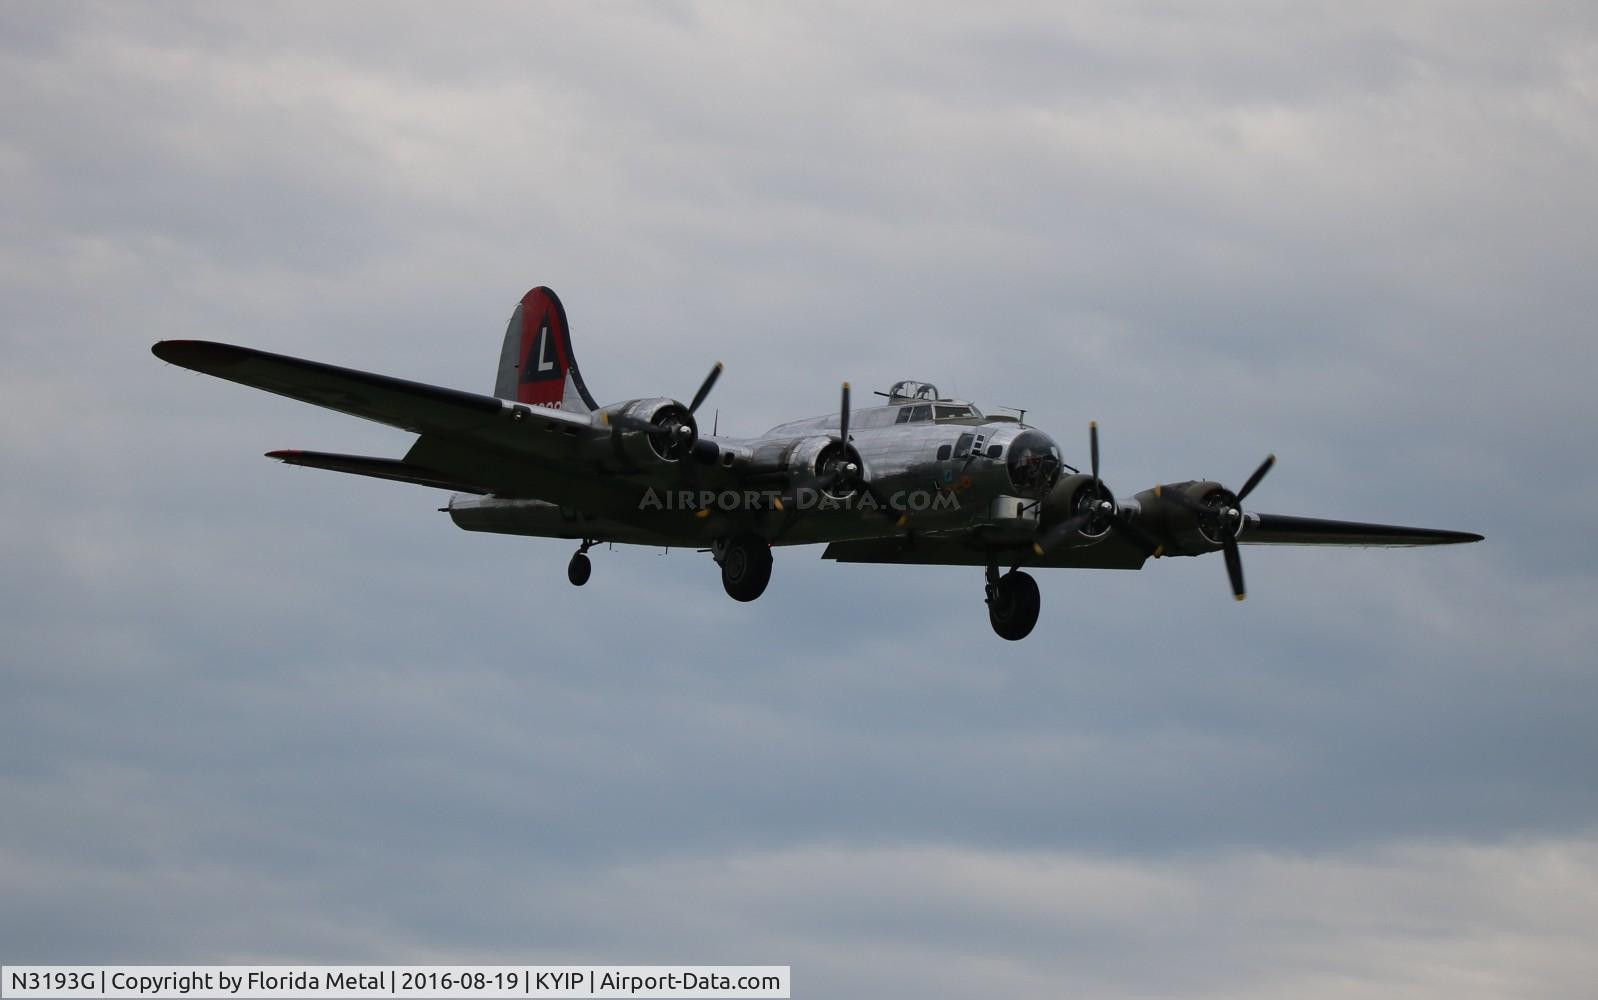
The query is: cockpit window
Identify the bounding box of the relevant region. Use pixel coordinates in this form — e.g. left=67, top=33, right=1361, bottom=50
left=895, top=407, right=912, bottom=424
left=933, top=405, right=973, bottom=420
left=909, top=404, right=932, bottom=422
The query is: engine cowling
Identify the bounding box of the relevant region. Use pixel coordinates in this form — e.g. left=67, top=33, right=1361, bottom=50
left=1038, top=473, right=1117, bottom=543
left=1133, top=480, right=1237, bottom=554
left=785, top=435, right=867, bottom=499
left=600, top=397, right=698, bottom=468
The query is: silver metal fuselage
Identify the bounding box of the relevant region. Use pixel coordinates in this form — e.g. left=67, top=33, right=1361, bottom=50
left=447, top=401, right=1057, bottom=550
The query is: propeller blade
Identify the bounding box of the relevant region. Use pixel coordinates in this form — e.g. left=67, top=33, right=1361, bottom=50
left=1011, top=511, right=1092, bottom=571
left=1039, top=512, right=1092, bottom=556
left=838, top=382, right=851, bottom=450
left=1108, top=511, right=1164, bottom=558
left=1089, top=420, right=1100, bottom=497
left=1221, top=532, right=1246, bottom=601
left=688, top=362, right=723, bottom=414
left=1237, top=453, right=1275, bottom=502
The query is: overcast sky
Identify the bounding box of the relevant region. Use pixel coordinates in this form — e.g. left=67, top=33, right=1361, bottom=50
left=3, top=2, right=1597, bottom=996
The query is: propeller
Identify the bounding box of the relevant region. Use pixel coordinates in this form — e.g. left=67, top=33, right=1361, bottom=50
left=604, top=362, right=724, bottom=460
left=768, top=381, right=900, bottom=538
left=817, top=383, right=857, bottom=490
left=1016, top=421, right=1164, bottom=570
left=1155, top=453, right=1275, bottom=600
left=815, top=382, right=892, bottom=509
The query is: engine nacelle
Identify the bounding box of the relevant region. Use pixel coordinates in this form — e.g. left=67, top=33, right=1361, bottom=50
left=1133, top=480, right=1236, bottom=555
left=1039, top=473, right=1118, bottom=543
left=785, top=435, right=867, bottom=499
left=598, top=396, right=697, bottom=469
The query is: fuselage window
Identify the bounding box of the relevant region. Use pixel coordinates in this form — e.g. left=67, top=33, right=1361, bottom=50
left=970, top=434, right=986, bottom=456
left=910, top=404, right=932, bottom=422
left=986, top=443, right=1003, bottom=459
left=936, top=444, right=952, bottom=461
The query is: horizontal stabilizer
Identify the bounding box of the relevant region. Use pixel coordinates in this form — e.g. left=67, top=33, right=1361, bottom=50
left=266, top=450, right=490, bottom=494
left=1241, top=513, right=1483, bottom=547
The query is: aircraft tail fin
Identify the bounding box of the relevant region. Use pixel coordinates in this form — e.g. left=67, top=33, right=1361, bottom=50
left=495, top=286, right=597, bottom=412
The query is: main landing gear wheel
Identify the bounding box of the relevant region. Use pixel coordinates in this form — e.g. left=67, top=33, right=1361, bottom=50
left=718, top=533, right=773, bottom=602
left=567, top=540, right=596, bottom=587
left=987, top=569, right=1041, bottom=641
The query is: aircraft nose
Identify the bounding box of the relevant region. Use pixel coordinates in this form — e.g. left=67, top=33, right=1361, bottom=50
left=1006, top=429, right=1063, bottom=493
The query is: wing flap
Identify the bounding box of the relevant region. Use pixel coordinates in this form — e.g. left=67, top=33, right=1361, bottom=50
left=823, top=535, right=1147, bottom=569
left=1240, top=512, right=1483, bottom=547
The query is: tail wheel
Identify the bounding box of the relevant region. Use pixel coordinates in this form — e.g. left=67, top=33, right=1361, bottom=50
left=720, top=534, right=773, bottom=602
left=987, top=570, right=1041, bottom=641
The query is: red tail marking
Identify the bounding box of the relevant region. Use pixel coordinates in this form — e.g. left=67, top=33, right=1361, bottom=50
left=516, top=288, right=568, bottom=408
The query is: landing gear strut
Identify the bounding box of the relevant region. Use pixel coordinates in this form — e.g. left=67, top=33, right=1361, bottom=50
left=985, top=563, right=1040, bottom=640
left=715, top=533, right=773, bottom=602
left=568, top=539, right=596, bottom=587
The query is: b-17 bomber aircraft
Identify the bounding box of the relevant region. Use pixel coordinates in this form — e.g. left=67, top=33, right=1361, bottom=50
left=152, top=286, right=1482, bottom=640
